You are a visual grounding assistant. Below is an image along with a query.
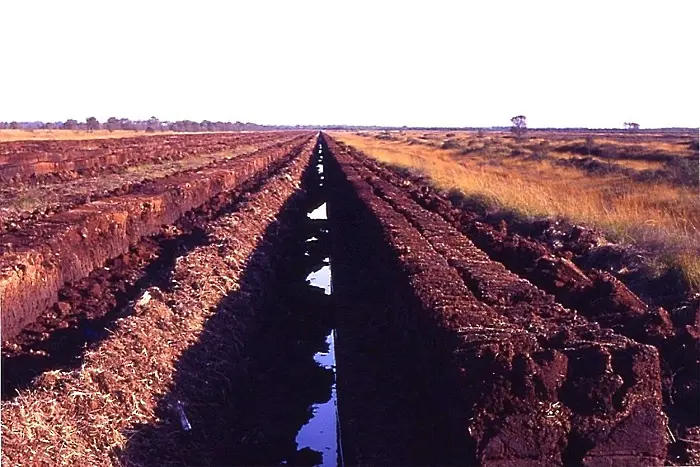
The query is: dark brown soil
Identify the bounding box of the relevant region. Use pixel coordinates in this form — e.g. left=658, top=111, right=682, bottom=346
left=0, top=135, right=315, bottom=341
left=2, top=133, right=695, bottom=466
left=0, top=132, right=300, bottom=233
left=0, top=132, right=304, bottom=183
left=327, top=136, right=699, bottom=464
left=1, top=134, right=322, bottom=466
left=323, top=134, right=670, bottom=466
left=119, top=147, right=335, bottom=466
left=1, top=138, right=315, bottom=397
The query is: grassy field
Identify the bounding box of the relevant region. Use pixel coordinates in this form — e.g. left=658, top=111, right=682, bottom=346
left=331, top=130, right=700, bottom=291
left=0, top=129, right=177, bottom=142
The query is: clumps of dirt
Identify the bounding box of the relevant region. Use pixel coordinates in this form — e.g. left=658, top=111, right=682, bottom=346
left=0, top=132, right=303, bottom=184
left=372, top=160, right=694, bottom=311
left=1, top=136, right=316, bottom=397
left=0, top=138, right=316, bottom=466
left=0, top=135, right=313, bottom=341
left=0, top=132, right=293, bottom=233
left=121, top=145, right=334, bottom=466
left=324, top=134, right=668, bottom=465
left=374, top=131, right=395, bottom=141
left=1, top=236, right=162, bottom=397
left=328, top=134, right=700, bottom=466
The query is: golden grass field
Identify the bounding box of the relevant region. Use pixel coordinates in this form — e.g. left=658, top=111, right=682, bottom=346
left=331, top=130, right=700, bottom=291
left=0, top=129, right=176, bottom=142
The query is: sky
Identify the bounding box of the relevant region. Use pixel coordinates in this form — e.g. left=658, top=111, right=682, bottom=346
left=0, top=1, right=698, bottom=128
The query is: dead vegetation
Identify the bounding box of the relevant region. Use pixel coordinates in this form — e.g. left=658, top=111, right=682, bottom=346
left=0, top=141, right=314, bottom=465
left=330, top=130, right=700, bottom=293
left=2, top=132, right=697, bottom=465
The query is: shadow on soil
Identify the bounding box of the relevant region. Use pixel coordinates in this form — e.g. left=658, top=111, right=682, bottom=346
left=1, top=228, right=210, bottom=398
left=1, top=157, right=297, bottom=399
left=321, top=135, right=473, bottom=465
left=118, top=155, right=336, bottom=465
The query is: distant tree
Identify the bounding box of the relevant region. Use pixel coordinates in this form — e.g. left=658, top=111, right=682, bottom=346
left=9, top=121, right=20, bottom=130
left=168, top=121, right=182, bottom=132
left=510, top=115, right=527, bottom=138
left=105, top=117, right=120, bottom=132
left=187, top=120, right=202, bottom=132
left=119, top=118, right=136, bottom=131
left=624, top=122, right=640, bottom=132
left=86, top=117, right=100, bottom=132
left=145, top=116, right=161, bottom=133
left=63, top=119, right=79, bottom=130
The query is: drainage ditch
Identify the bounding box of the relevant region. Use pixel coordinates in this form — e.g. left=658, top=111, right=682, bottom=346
left=119, top=137, right=342, bottom=466
left=294, top=141, right=341, bottom=466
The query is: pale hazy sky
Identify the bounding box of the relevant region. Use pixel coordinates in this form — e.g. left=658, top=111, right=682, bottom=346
left=1, top=1, right=697, bottom=128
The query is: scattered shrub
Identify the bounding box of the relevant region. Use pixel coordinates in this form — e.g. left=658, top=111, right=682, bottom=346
left=527, top=152, right=548, bottom=162
left=441, top=139, right=462, bottom=150
left=666, top=156, right=699, bottom=188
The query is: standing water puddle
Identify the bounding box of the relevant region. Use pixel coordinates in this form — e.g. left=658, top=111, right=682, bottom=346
left=293, top=142, right=341, bottom=466
left=296, top=263, right=339, bottom=466
left=308, top=203, right=327, bottom=220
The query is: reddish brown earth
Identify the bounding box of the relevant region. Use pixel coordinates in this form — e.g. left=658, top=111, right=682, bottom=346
left=0, top=132, right=301, bottom=232
left=0, top=132, right=302, bottom=183
left=323, top=134, right=679, bottom=466
left=2, top=135, right=330, bottom=465
left=1, top=137, right=316, bottom=396
left=0, top=134, right=315, bottom=341
left=1, top=133, right=696, bottom=466
left=326, top=136, right=700, bottom=464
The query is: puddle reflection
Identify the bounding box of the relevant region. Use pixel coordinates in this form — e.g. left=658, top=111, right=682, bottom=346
left=308, top=203, right=327, bottom=220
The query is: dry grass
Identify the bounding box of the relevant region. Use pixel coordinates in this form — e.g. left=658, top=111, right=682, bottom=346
left=331, top=131, right=700, bottom=291
left=0, top=129, right=177, bottom=142
left=545, top=150, right=666, bottom=171
left=0, top=145, right=312, bottom=465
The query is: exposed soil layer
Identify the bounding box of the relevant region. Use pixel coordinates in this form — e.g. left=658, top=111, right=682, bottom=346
left=0, top=132, right=297, bottom=232
left=323, top=134, right=669, bottom=466
left=2, top=133, right=695, bottom=466
left=328, top=137, right=700, bottom=464
left=1, top=136, right=316, bottom=397
left=1, top=135, right=323, bottom=465
left=119, top=141, right=335, bottom=465
left=0, top=134, right=314, bottom=340
left=0, top=132, right=304, bottom=183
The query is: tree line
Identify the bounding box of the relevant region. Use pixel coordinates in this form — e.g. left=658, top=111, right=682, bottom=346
left=0, top=117, right=274, bottom=133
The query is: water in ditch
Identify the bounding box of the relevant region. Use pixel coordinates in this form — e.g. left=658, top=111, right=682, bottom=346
left=292, top=141, right=341, bottom=467
left=295, top=263, right=338, bottom=467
